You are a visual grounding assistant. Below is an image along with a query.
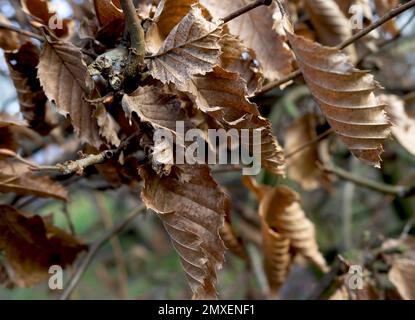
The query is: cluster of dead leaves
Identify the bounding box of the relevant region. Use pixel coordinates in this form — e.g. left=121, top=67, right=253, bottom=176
left=0, top=0, right=412, bottom=299
left=330, top=235, right=415, bottom=300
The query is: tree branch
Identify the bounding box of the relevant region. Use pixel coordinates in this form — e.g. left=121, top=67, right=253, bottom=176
left=59, top=205, right=147, bottom=300
left=30, top=150, right=115, bottom=175
left=223, top=0, right=272, bottom=24
left=256, top=0, right=415, bottom=96
left=30, top=131, right=141, bottom=176
left=120, top=0, right=145, bottom=81
left=285, top=128, right=333, bottom=159
left=321, top=164, right=415, bottom=198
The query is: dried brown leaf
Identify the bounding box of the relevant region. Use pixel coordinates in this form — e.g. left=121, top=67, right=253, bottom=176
left=380, top=94, right=415, bottom=157
left=38, top=30, right=103, bottom=147
left=147, top=6, right=222, bottom=89
left=146, top=0, right=204, bottom=53
left=220, top=221, right=247, bottom=260
left=389, top=258, right=415, bottom=300
left=94, top=104, right=121, bottom=147
left=303, top=0, right=356, bottom=60
left=285, top=114, right=327, bottom=191
left=0, top=172, right=68, bottom=201
left=0, top=14, right=20, bottom=50
left=93, top=0, right=123, bottom=26
left=0, top=205, right=86, bottom=287
left=0, top=114, right=27, bottom=151
left=260, top=186, right=328, bottom=272
left=284, top=21, right=391, bottom=167
left=5, top=42, right=54, bottom=135
left=201, top=0, right=294, bottom=81
left=186, top=67, right=285, bottom=175
left=139, top=164, right=227, bottom=299
left=122, top=85, right=191, bottom=132
left=261, top=224, right=291, bottom=295
left=219, top=34, right=263, bottom=95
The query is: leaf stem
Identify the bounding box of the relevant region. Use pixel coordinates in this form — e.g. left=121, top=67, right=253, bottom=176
left=223, top=0, right=272, bottom=24
left=256, top=0, right=415, bottom=96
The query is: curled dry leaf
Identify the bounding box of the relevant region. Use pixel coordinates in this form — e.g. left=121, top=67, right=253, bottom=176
left=187, top=67, right=285, bottom=175
left=0, top=172, right=68, bottom=201
left=201, top=0, right=294, bottom=81
left=260, top=186, right=328, bottom=272
left=388, top=258, right=415, bottom=300
left=0, top=205, right=86, bottom=287
left=244, top=177, right=327, bottom=294
left=139, top=164, right=227, bottom=299
left=38, top=30, right=103, bottom=148
left=283, top=19, right=391, bottom=167
left=147, top=6, right=222, bottom=89
left=285, top=113, right=331, bottom=191
left=220, top=221, right=248, bottom=260
left=261, top=223, right=291, bottom=295
left=303, top=0, right=357, bottom=61
left=5, top=42, right=54, bottom=135
left=93, top=0, right=123, bottom=26
left=0, top=14, right=20, bottom=50
left=380, top=94, right=415, bottom=157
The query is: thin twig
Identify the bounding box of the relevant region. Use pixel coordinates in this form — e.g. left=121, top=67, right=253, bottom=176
left=93, top=193, right=129, bottom=299
left=321, top=164, right=415, bottom=197
left=285, top=129, right=333, bottom=159
left=256, top=0, right=415, bottom=96
left=223, top=0, right=272, bottom=24
left=59, top=205, right=146, bottom=300
left=31, top=150, right=115, bottom=175
left=307, top=256, right=347, bottom=300
left=0, top=22, right=43, bottom=41
left=357, top=9, right=415, bottom=65
left=31, top=131, right=141, bottom=175
left=62, top=202, right=76, bottom=236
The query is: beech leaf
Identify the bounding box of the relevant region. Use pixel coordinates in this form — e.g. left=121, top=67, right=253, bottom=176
left=0, top=172, right=68, bottom=201
left=147, top=6, right=222, bottom=88
left=38, top=30, right=103, bottom=147
left=283, top=19, right=391, bottom=167
left=139, top=164, right=227, bottom=299
left=201, top=0, right=294, bottom=81
left=380, top=94, right=415, bottom=157
left=5, top=42, right=53, bottom=135
left=303, top=0, right=357, bottom=60
left=186, top=67, right=285, bottom=175
left=0, top=205, right=86, bottom=287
